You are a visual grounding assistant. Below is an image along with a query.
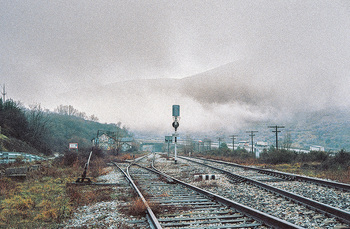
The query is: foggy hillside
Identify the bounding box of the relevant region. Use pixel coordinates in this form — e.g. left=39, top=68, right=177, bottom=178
left=59, top=60, right=350, bottom=151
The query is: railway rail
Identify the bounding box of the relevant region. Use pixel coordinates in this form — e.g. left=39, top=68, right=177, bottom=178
left=114, top=154, right=302, bottom=228
left=186, top=156, right=350, bottom=212
left=201, top=157, right=350, bottom=191
left=179, top=156, right=350, bottom=226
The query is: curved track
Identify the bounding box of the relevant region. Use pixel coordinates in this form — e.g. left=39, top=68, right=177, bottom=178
left=179, top=156, right=350, bottom=226
left=114, top=154, right=303, bottom=228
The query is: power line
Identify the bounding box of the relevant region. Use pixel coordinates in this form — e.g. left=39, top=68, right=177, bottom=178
left=246, top=131, right=258, bottom=153
left=268, top=125, right=285, bottom=150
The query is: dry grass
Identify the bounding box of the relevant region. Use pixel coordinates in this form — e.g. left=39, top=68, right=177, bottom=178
left=66, top=185, right=113, bottom=207
left=0, top=156, right=112, bottom=228
left=110, top=153, right=146, bottom=162
left=201, top=155, right=350, bottom=184
left=121, top=197, right=147, bottom=217
left=266, top=163, right=350, bottom=184
left=0, top=177, right=19, bottom=197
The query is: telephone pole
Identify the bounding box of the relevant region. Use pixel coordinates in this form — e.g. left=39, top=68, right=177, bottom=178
left=1, top=84, right=6, bottom=102
left=230, top=135, right=238, bottom=151
left=268, top=125, right=285, bottom=150
left=246, top=131, right=258, bottom=154
left=218, top=137, right=223, bottom=149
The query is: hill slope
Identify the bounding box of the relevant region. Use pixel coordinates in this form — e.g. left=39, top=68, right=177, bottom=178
left=58, top=61, right=350, bottom=151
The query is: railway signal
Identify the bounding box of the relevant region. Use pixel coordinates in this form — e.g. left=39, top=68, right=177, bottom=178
left=172, top=105, right=180, bottom=164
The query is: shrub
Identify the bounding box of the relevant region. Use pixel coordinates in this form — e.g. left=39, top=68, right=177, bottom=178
left=122, top=198, right=146, bottom=216
left=61, top=150, right=78, bottom=167
left=259, top=149, right=296, bottom=164
left=320, top=150, right=350, bottom=170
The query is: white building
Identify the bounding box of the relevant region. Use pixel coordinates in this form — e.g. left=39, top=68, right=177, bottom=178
left=310, top=145, right=325, bottom=151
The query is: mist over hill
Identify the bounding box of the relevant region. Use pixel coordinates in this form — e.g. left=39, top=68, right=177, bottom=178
left=58, top=61, right=350, bottom=151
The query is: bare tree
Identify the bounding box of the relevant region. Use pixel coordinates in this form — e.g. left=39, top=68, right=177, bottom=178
left=89, top=114, right=99, bottom=122
left=26, top=104, right=52, bottom=154
left=282, top=132, right=292, bottom=150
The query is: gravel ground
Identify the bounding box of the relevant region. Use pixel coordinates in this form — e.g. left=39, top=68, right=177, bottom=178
left=61, top=155, right=350, bottom=228
left=129, top=162, right=268, bottom=229
left=195, top=158, right=350, bottom=212
left=152, top=155, right=349, bottom=228
left=63, top=165, right=148, bottom=229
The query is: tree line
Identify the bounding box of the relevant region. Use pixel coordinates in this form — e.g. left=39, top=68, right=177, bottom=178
left=54, top=105, right=99, bottom=121
left=0, top=99, right=51, bottom=154
left=0, top=98, right=128, bottom=156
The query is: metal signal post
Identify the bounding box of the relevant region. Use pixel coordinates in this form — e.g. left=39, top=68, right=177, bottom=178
left=172, top=105, right=180, bottom=164
left=165, top=136, right=172, bottom=157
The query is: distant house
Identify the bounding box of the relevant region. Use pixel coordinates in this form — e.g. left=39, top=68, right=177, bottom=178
left=256, top=141, right=268, bottom=147
left=92, top=133, right=135, bottom=152
left=310, top=145, right=325, bottom=151
left=238, top=141, right=249, bottom=148
left=120, top=137, right=134, bottom=151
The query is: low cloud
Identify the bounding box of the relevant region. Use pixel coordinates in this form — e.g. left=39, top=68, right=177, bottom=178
left=1, top=1, right=350, bottom=135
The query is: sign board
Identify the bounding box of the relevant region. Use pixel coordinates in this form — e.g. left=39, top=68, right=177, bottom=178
left=165, top=136, right=172, bottom=143
left=172, top=105, right=180, bottom=117
left=69, top=143, right=78, bottom=149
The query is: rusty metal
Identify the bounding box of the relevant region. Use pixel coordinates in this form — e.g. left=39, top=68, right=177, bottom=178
left=75, top=151, right=93, bottom=183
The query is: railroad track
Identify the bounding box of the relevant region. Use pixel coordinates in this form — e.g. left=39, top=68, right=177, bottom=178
left=185, top=156, right=350, bottom=212
left=178, top=156, right=350, bottom=227
left=64, top=161, right=150, bottom=228
left=114, top=154, right=302, bottom=229
left=200, top=157, right=350, bottom=191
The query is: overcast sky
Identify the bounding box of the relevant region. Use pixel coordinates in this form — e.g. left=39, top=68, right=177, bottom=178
left=1, top=1, right=350, bottom=134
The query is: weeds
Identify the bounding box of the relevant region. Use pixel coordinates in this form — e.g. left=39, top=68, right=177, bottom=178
left=0, top=176, right=71, bottom=227
left=66, top=185, right=113, bottom=206
left=0, top=155, right=109, bottom=228
left=0, top=177, right=18, bottom=197
left=121, top=197, right=147, bottom=217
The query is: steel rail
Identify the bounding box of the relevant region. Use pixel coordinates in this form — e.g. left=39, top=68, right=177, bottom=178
left=202, top=157, right=350, bottom=191
left=112, top=162, right=162, bottom=229
left=132, top=162, right=303, bottom=229
left=180, top=156, right=350, bottom=225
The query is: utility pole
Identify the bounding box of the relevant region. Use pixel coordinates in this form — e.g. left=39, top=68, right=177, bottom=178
left=268, top=125, right=285, bottom=150
left=246, top=131, right=258, bottom=154
left=218, top=137, right=222, bottom=149
left=1, top=84, right=6, bottom=102
left=0, top=126, right=2, bottom=154
left=230, top=135, right=238, bottom=151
